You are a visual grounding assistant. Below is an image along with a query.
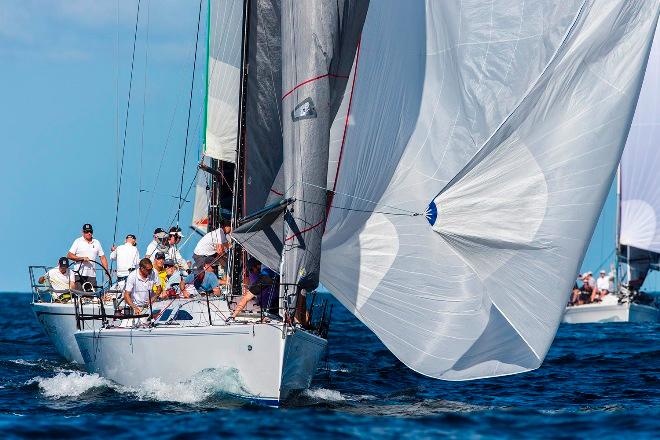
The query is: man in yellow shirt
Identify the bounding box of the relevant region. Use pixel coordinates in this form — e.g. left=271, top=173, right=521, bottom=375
left=153, top=252, right=167, bottom=291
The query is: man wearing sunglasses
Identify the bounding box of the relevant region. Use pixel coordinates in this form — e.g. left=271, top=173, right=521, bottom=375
left=67, top=223, right=109, bottom=290
left=123, top=258, right=162, bottom=316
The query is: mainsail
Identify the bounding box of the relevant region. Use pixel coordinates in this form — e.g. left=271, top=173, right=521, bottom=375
left=619, top=18, right=660, bottom=286
left=230, top=0, right=659, bottom=381
left=204, top=0, right=243, bottom=163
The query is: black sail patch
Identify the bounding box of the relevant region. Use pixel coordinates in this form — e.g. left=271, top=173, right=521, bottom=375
left=291, top=97, right=317, bottom=121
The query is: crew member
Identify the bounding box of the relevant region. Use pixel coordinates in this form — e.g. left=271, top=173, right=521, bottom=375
left=67, top=223, right=108, bottom=290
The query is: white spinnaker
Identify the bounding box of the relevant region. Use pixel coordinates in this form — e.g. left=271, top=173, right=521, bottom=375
left=620, top=20, right=660, bottom=254
left=321, top=0, right=659, bottom=380
left=205, top=0, right=242, bottom=163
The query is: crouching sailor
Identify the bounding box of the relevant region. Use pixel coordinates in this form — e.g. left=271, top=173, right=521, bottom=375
left=123, top=258, right=162, bottom=324
left=39, top=257, right=75, bottom=301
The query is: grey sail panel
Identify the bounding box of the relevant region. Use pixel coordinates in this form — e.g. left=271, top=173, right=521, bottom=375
left=279, top=0, right=368, bottom=291
left=232, top=201, right=288, bottom=271
left=244, top=0, right=284, bottom=215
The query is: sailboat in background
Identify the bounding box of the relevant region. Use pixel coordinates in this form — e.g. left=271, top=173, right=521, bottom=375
left=63, top=0, right=658, bottom=404
left=563, top=19, right=660, bottom=324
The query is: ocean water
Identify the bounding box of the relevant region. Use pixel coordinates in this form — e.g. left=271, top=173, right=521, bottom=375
left=1, top=292, right=658, bottom=439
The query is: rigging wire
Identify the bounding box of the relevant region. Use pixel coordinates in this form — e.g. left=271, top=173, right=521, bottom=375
left=176, top=0, right=205, bottom=228
left=113, top=0, right=142, bottom=246
left=138, top=0, right=151, bottom=239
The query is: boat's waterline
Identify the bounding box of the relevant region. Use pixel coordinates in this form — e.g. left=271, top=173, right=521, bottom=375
left=75, top=322, right=327, bottom=405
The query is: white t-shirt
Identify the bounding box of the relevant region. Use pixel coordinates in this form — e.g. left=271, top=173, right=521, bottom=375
left=69, top=237, right=105, bottom=277
left=124, top=269, right=158, bottom=307
left=596, top=276, right=610, bottom=291
left=46, top=267, right=75, bottom=292
left=194, top=228, right=227, bottom=256
left=111, top=243, right=140, bottom=277
left=166, top=247, right=189, bottom=270
left=145, top=240, right=158, bottom=259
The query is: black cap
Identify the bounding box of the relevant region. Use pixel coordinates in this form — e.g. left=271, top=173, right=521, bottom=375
left=169, top=226, right=183, bottom=237
left=82, top=223, right=93, bottom=232
left=126, top=234, right=136, bottom=240
left=164, top=259, right=176, bottom=267
left=154, top=252, right=166, bottom=260
left=154, top=227, right=164, bottom=235
left=58, top=257, right=69, bottom=268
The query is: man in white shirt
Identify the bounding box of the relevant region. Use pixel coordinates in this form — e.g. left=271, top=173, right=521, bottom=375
left=166, top=226, right=189, bottom=272
left=145, top=227, right=168, bottom=261
left=67, top=223, right=109, bottom=290
left=123, top=258, right=162, bottom=315
left=192, top=220, right=231, bottom=270
left=110, top=234, right=140, bottom=281
left=596, top=269, right=612, bottom=299
left=38, top=257, right=75, bottom=299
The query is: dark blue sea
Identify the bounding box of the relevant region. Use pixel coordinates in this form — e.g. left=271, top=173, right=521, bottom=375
left=0, top=292, right=658, bottom=439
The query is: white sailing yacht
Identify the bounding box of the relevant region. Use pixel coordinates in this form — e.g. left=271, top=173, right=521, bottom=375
left=72, top=0, right=658, bottom=404
left=563, top=19, right=660, bottom=324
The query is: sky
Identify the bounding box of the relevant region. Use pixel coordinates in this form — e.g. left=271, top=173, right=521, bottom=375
left=0, top=0, right=625, bottom=292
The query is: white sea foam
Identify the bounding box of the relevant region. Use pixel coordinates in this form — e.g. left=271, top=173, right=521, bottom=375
left=132, top=368, right=249, bottom=404
left=304, top=388, right=346, bottom=401
left=30, top=372, right=114, bottom=398
left=10, top=359, right=40, bottom=367
left=303, top=387, right=375, bottom=402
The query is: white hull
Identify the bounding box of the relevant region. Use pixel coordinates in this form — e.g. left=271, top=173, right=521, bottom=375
left=563, top=300, right=659, bottom=324
left=75, top=322, right=327, bottom=405
left=32, top=301, right=112, bottom=364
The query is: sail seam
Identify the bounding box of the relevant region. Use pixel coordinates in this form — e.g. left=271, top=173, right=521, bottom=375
left=281, top=73, right=350, bottom=100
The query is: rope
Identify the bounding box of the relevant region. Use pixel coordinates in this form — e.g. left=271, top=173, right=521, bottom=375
left=300, top=180, right=422, bottom=217
left=113, top=0, right=142, bottom=246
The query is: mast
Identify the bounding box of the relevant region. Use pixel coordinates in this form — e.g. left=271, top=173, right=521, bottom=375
left=228, top=0, right=252, bottom=296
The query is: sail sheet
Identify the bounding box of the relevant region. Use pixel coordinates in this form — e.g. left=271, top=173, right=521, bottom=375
left=320, top=0, right=659, bottom=380
left=205, top=0, right=243, bottom=162
left=619, top=20, right=660, bottom=256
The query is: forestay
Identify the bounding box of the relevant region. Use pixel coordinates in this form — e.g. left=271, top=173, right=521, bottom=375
left=619, top=19, right=660, bottom=256
left=321, top=0, right=659, bottom=380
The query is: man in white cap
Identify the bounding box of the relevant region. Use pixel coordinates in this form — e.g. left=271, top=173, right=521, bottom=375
left=67, top=223, right=109, bottom=290
left=596, top=269, right=612, bottom=300
left=145, top=227, right=168, bottom=261
left=166, top=226, right=189, bottom=273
